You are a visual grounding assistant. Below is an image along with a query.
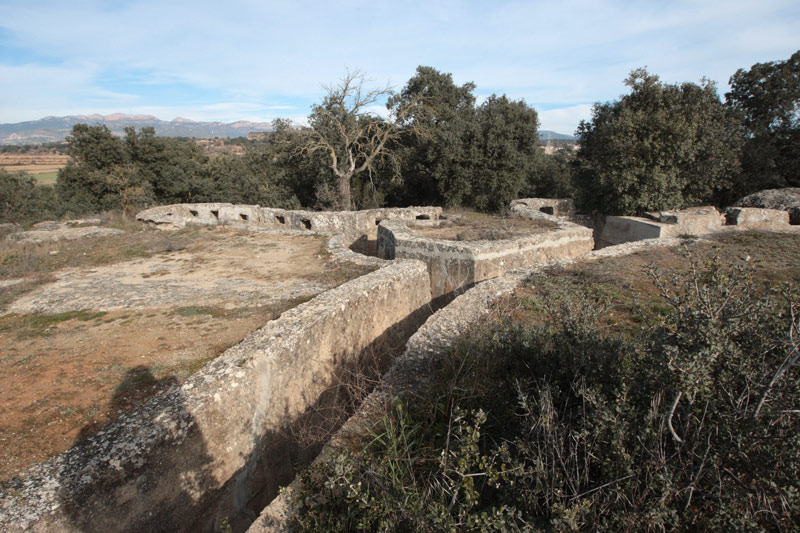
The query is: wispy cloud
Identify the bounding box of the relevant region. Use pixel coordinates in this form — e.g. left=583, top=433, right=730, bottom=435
left=1, top=0, right=798, bottom=132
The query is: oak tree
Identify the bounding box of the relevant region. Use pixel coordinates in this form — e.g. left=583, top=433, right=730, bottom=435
left=307, top=71, right=415, bottom=210
left=726, top=50, right=800, bottom=194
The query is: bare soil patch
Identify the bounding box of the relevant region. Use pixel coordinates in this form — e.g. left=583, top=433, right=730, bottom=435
left=0, top=224, right=375, bottom=482
left=411, top=211, right=556, bottom=241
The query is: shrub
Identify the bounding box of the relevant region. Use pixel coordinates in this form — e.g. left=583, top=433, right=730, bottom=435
left=294, top=253, right=800, bottom=531
left=574, top=69, right=743, bottom=215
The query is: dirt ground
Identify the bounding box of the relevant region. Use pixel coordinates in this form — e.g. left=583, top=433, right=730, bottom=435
left=411, top=211, right=556, bottom=241
left=509, top=231, right=800, bottom=332
left=0, top=225, right=374, bottom=482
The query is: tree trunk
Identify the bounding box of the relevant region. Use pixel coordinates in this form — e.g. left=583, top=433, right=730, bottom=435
left=338, top=174, right=352, bottom=211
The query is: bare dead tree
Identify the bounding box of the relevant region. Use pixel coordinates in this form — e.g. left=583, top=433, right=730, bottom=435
left=306, top=70, right=419, bottom=210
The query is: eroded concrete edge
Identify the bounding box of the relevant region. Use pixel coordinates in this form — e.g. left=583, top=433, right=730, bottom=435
left=377, top=206, right=594, bottom=298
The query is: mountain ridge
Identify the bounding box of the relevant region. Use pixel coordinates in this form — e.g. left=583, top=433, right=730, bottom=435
left=539, top=130, right=577, bottom=141
left=0, top=114, right=274, bottom=145
left=1, top=114, right=577, bottom=145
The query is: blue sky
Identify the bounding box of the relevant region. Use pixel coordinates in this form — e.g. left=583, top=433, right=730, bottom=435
left=0, top=0, right=798, bottom=134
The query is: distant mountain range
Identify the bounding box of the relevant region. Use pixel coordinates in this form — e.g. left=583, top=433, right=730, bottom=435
left=0, top=114, right=274, bottom=145
left=539, top=130, right=577, bottom=141
left=0, top=114, right=576, bottom=145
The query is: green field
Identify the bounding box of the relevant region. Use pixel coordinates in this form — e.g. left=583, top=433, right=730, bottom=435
left=32, top=172, right=58, bottom=185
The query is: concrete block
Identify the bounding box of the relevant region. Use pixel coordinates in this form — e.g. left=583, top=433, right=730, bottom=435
left=724, top=207, right=790, bottom=228
left=511, top=198, right=575, bottom=218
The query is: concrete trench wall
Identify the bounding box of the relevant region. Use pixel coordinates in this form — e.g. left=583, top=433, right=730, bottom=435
left=510, top=197, right=576, bottom=218
left=377, top=206, right=594, bottom=298
left=0, top=260, right=432, bottom=533
left=251, top=234, right=709, bottom=532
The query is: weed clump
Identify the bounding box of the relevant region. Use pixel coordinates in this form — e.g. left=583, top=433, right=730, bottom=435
left=294, top=252, right=800, bottom=531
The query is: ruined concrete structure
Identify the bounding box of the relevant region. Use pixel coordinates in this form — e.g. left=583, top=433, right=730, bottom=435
left=136, top=203, right=444, bottom=253
left=3, top=199, right=798, bottom=533
left=377, top=205, right=593, bottom=298
left=598, top=205, right=797, bottom=247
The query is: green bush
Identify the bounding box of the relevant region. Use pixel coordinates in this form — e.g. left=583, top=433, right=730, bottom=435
left=0, top=169, right=59, bottom=224
left=294, top=254, right=800, bottom=531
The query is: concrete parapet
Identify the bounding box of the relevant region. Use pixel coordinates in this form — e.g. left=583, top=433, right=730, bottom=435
left=377, top=207, right=593, bottom=298
left=724, top=207, right=790, bottom=229
left=250, top=230, right=690, bottom=532
left=644, top=206, right=724, bottom=228
left=0, top=261, right=432, bottom=532
left=250, top=273, right=525, bottom=532
left=510, top=198, right=576, bottom=218
left=599, top=216, right=664, bottom=247
left=136, top=204, right=443, bottom=247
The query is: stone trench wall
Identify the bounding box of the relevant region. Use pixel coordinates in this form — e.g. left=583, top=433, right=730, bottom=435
left=599, top=206, right=796, bottom=248
left=3, top=200, right=693, bottom=532
left=250, top=236, right=703, bottom=532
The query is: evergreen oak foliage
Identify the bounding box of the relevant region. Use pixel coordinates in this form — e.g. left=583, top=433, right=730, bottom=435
left=574, top=69, right=743, bottom=215
left=0, top=169, right=58, bottom=224
left=726, top=50, right=800, bottom=195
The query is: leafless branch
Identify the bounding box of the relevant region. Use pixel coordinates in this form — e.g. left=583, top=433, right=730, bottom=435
left=667, top=391, right=684, bottom=443
left=754, top=302, right=800, bottom=418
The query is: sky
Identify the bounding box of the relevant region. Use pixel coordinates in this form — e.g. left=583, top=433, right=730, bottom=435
left=0, top=1, right=798, bottom=135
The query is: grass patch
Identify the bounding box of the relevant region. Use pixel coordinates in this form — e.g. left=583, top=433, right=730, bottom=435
left=32, top=172, right=58, bottom=185
left=0, top=309, right=108, bottom=339
left=0, top=221, right=203, bottom=280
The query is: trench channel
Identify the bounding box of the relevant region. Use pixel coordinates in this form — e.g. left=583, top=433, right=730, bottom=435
left=214, top=229, right=478, bottom=532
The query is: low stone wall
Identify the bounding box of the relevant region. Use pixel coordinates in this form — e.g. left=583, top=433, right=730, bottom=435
left=599, top=207, right=725, bottom=247
left=136, top=203, right=443, bottom=248
left=0, top=261, right=432, bottom=533
left=250, top=272, right=526, bottom=532
left=724, top=207, right=790, bottom=228
left=377, top=206, right=594, bottom=298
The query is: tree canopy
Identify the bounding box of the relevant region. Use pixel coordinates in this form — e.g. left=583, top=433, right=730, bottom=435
left=726, top=50, right=800, bottom=194
left=574, top=69, right=743, bottom=215
left=14, top=56, right=800, bottom=225
left=55, top=124, right=299, bottom=216
left=305, top=70, right=414, bottom=210
left=386, top=66, right=544, bottom=211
